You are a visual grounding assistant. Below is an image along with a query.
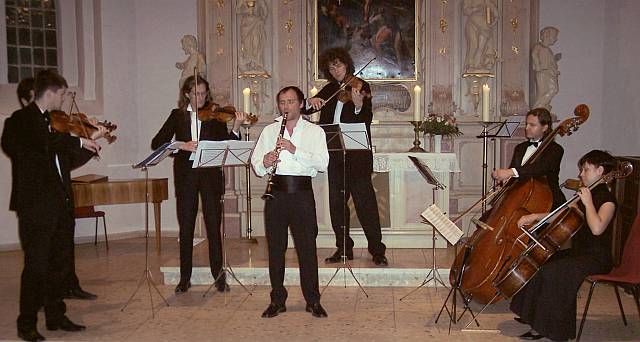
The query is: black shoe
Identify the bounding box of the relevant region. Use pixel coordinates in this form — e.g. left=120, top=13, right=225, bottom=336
left=514, top=316, right=526, bottom=324
left=46, top=316, right=86, bottom=332
left=305, top=302, right=328, bottom=318
left=65, top=287, right=97, bottom=300
left=261, top=303, right=286, bottom=318
left=324, top=250, right=353, bottom=264
left=372, top=255, right=388, bottom=266
left=175, top=281, right=191, bottom=293
left=519, top=330, right=544, bottom=340
left=17, top=327, right=45, bottom=341
left=215, top=279, right=230, bottom=293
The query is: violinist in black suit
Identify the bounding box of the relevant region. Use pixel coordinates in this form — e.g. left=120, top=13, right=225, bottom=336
left=2, top=70, right=104, bottom=341
left=305, top=47, right=387, bottom=266
left=151, top=75, right=248, bottom=293
left=492, top=107, right=566, bottom=209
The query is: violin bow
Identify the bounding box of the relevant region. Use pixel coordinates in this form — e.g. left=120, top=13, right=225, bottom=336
left=321, top=57, right=376, bottom=104
left=69, top=91, right=100, bottom=159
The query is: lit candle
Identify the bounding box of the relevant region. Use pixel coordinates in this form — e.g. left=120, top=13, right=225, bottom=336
left=413, top=85, right=422, bottom=121
left=482, top=84, right=490, bottom=122
left=242, top=87, right=251, bottom=113
left=486, top=6, right=491, bottom=24
left=310, top=86, right=318, bottom=98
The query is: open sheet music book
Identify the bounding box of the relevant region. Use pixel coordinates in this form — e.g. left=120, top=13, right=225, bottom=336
left=421, top=204, right=463, bottom=245
left=192, top=140, right=255, bottom=168
left=320, top=123, right=370, bottom=151
left=133, top=141, right=182, bottom=169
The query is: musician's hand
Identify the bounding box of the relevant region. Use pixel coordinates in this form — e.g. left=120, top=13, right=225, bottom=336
left=80, top=138, right=101, bottom=154
left=308, top=97, right=325, bottom=111
left=90, top=124, right=108, bottom=140
left=232, top=111, right=248, bottom=132
left=276, top=137, right=296, bottom=154
left=517, top=214, right=541, bottom=229
left=180, top=140, right=198, bottom=152
left=263, top=151, right=279, bottom=168
left=492, top=168, right=514, bottom=183
left=352, top=88, right=364, bottom=109
left=577, top=186, right=593, bottom=206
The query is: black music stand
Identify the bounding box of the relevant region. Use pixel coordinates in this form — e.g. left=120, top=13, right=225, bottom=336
left=320, top=123, right=369, bottom=297
left=400, top=156, right=449, bottom=301
left=122, top=142, right=180, bottom=317
left=191, top=140, right=256, bottom=298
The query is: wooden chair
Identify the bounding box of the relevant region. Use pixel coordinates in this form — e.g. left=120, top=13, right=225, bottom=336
left=577, top=214, right=640, bottom=341
left=74, top=206, right=109, bottom=250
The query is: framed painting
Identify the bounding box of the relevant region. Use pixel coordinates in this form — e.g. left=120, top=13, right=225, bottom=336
left=314, top=0, right=417, bottom=81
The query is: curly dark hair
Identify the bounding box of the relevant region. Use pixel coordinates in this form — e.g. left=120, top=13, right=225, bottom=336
left=318, top=47, right=355, bottom=82
left=178, top=75, right=211, bottom=111
left=578, top=150, right=616, bottom=174
left=527, top=107, right=553, bottom=135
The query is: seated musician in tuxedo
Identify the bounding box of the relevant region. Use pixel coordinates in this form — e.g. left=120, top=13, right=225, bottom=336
left=251, top=86, right=329, bottom=318
left=2, top=70, right=104, bottom=342
left=151, top=75, right=247, bottom=294
left=304, top=47, right=388, bottom=266
left=492, top=107, right=566, bottom=209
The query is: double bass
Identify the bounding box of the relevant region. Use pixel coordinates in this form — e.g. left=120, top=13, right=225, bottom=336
left=449, top=104, right=590, bottom=305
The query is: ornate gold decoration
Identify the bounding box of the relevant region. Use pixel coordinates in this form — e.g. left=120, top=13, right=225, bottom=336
left=216, top=22, right=224, bottom=36
left=511, top=46, right=519, bottom=55
left=438, top=0, right=448, bottom=54
left=285, top=19, right=294, bottom=33
left=510, top=18, right=519, bottom=32
left=439, top=19, right=448, bottom=33
left=217, top=0, right=225, bottom=7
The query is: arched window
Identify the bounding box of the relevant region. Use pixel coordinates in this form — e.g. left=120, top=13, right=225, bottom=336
left=5, top=0, right=58, bottom=83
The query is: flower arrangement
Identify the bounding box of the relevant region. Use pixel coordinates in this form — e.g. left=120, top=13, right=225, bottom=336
left=419, top=114, right=462, bottom=136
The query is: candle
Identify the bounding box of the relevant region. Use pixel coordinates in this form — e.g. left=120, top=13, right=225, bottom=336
left=310, top=86, right=318, bottom=98
left=482, top=84, right=490, bottom=122
left=486, top=6, right=491, bottom=24
left=413, top=85, right=422, bottom=121
left=242, top=87, right=251, bottom=113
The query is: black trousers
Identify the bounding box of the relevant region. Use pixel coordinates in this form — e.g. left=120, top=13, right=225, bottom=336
left=175, top=177, right=223, bottom=283
left=328, top=154, right=386, bottom=256
left=17, top=211, right=73, bottom=329
left=264, top=189, right=320, bottom=305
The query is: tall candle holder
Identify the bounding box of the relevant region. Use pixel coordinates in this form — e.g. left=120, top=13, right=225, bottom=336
left=408, top=121, right=426, bottom=152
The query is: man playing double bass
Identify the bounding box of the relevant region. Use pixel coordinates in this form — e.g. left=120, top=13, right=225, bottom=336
left=492, top=107, right=566, bottom=209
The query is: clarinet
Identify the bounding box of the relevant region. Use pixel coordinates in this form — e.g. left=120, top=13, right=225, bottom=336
left=261, top=112, right=288, bottom=200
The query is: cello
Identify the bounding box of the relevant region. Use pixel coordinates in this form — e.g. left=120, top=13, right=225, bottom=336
left=449, top=104, right=590, bottom=305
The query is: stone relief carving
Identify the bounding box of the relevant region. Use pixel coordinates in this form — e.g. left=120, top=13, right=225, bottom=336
left=175, top=35, right=206, bottom=88
left=462, top=0, right=499, bottom=73
left=531, top=26, right=561, bottom=111
left=428, top=85, right=457, bottom=116
left=370, top=84, right=412, bottom=113
left=237, top=0, right=269, bottom=76
left=500, top=88, right=528, bottom=116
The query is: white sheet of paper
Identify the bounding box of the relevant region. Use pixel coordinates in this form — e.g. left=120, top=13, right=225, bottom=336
left=191, top=140, right=256, bottom=168
left=339, top=123, right=369, bottom=150
left=421, top=204, right=463, bottom=245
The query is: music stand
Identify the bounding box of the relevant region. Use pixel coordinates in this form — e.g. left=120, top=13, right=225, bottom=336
left=400, top=157, right=452, bottom=301
left=477, top=121, right=519, bottom=213
left=122, top=141, right=180, bottom=317
left=320, top=123, right=369, bottom=297
left=190, top=140, right=256, bottom=298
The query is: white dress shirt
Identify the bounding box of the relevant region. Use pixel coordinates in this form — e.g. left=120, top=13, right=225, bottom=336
left=512, top=140, right=540, bottom=177
left=187, top=104, right=202, bottom=141
left=251, top=116, right=329, bottom=177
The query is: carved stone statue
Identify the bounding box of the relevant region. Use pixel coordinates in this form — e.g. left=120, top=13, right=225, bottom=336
left=175, top=35, right=206, bottom=88
left=463, top=0, right=499, bottom=73
left=500, top=88, right=529, bottom=116
left=237, top=0, right=268, bottom=74
left=429, top=85, right=457, bottom=116
left=531, top=27, right=561, bottom=110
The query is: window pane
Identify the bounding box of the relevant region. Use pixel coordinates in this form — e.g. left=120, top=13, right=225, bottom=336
left=46, top=48, right=57, bottom=66
left=20, top=47, right=32, bottom=64
left=30, top=0, right=42, bottom=8
left=45, top=30, right=56, bottom=47
left=7, top=0, right=17, bottom=7
left=32, top=29, right=43, bottom=46
left=44, top=10, right=55, bottom=29
left=7, top=27, right=17, bottom=45
left=34, top=67, right=45, bottom=75
left=6, top=6, right=17, bottom=26
left=9, top=66, right=20, bottom=83
left=20, top=66, right=33, bottom=79
left=43, top=0, right=54, bottom=9
left=16, top=0, right=29, bottom=6
left=16, top=8, right=30, bottom=26
left=33, top=48, right=44, bottom=65
left=8, top=47, right=18, bottom=64
left=18, top=28, right=31, bottom=45
left=31, top=10, right=42, bottom=27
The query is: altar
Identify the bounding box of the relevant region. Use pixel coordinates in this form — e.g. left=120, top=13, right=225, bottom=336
left=314, top=152, right=460, bottom=249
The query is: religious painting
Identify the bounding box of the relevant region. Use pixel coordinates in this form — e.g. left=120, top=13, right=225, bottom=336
left=315, top=0, right=417, bottom=81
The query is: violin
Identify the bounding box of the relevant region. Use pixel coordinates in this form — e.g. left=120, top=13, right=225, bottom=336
left=337, top=76, right=372, bottom=103
left=197, top=102, right=258, bottom=125
left=49, top=110, right=118, bottom=144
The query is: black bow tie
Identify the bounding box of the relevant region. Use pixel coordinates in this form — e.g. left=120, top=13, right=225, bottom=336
left=527, top=141, right=540, bottom=148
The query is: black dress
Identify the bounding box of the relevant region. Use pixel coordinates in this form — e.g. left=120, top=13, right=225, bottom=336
left=510, top=184, right=616, bottom=341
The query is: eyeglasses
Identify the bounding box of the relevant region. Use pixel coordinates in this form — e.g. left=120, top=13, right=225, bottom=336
left=328, top=63, right=346, bottom=72
left=189, top=91, right=209, bottom=97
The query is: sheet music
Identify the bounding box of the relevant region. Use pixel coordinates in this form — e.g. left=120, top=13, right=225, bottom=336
left=192, top=140, right=255, bottom=168
left=339, top=123, right=369, bottom=150
left=421, top=204, right=463, bottom=245
left=133, top=141, right=181, bottom=169
left=224, top=140, right=255, bottom=166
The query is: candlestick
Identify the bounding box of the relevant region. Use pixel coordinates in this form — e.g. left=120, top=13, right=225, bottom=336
left=242, top=87, right=251, bottom=113
left=482, top=84, right=490, bottom=122
left=408, top=121, right=426, bottom=152
left=413, top=85, right=422, bottom=121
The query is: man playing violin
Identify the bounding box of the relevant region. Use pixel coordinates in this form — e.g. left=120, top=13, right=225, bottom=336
left=305, top=47, right=388, bottom=266
left=2, top=70, right=105, bottom=342
left=492, top=107, right=566, bottom=209
left=151, top=75, right=248, bottom=294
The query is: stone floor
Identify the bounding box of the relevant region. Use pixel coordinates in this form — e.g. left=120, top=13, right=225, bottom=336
left=0, top=237, right=638, bottom=341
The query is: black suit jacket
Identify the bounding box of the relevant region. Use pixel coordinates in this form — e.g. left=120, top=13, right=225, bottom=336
left=303, top=80, right=374, bottom=176
left=1, top=103, right=94, bottom=216
left=151, top=108, right=240, bottom=195
left=509, top=140, right=566, bottom=209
